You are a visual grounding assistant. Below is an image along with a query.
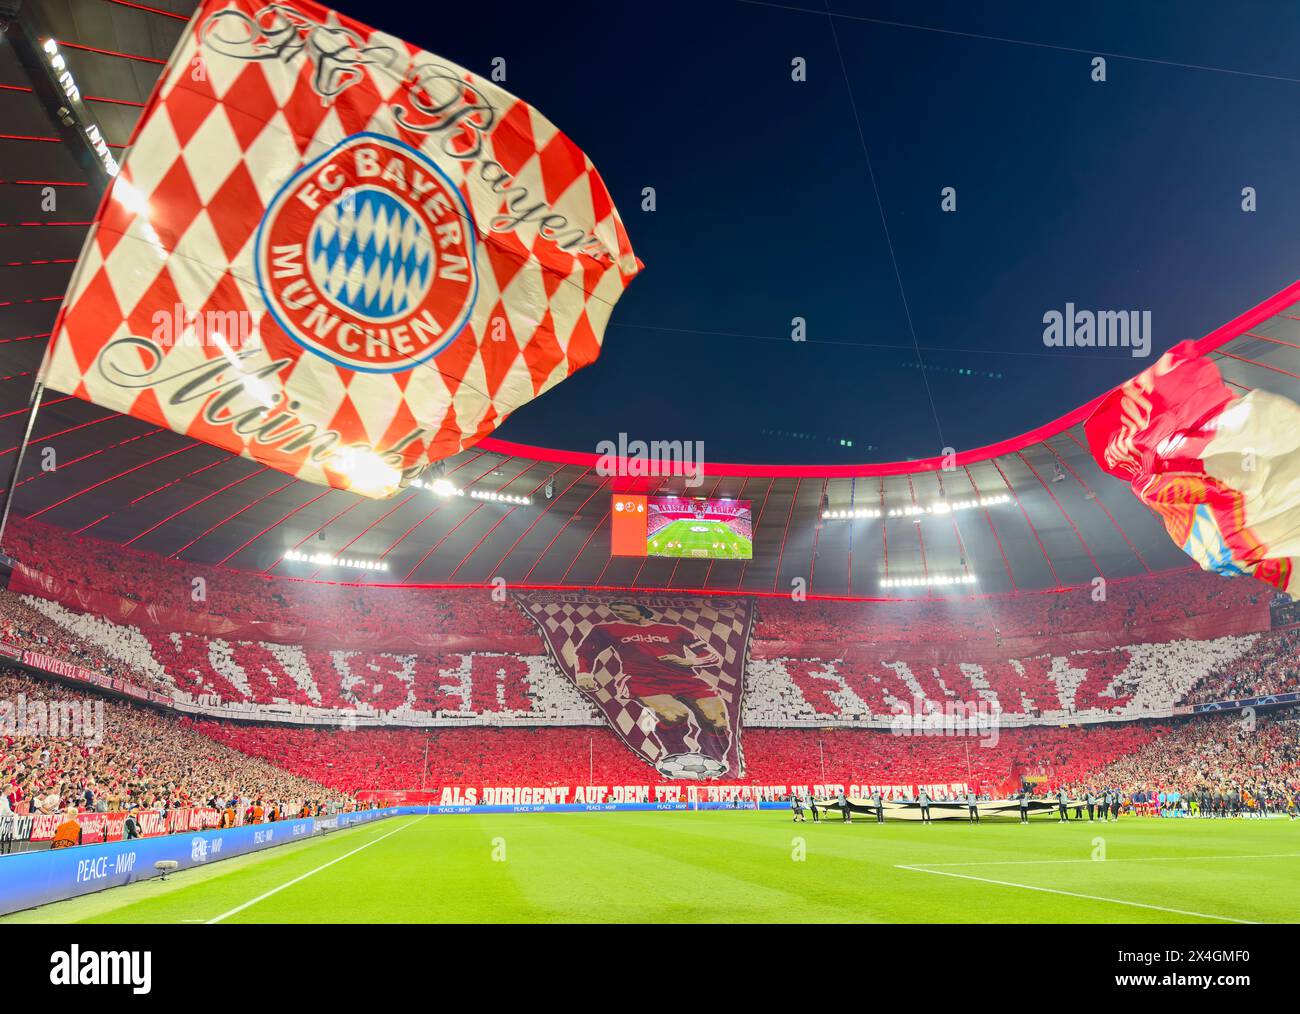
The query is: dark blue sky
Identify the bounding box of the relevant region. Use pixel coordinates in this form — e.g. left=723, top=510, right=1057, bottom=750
left=338, top=0, right=1300, bottom=464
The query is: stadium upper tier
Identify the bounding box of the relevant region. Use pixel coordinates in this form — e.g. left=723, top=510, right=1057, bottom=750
left=6, top=0, right=1300, bottom=596
left=0, top=557, right=1291, bottom=730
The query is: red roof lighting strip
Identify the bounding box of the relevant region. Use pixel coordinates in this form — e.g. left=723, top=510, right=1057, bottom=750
left=76, top=451, right=235, bottom=534
left=1055, top=431, right=1150, bottom=573
left=23, top=438, right=198, bottom=516
left=478, top=281, right=1300, bottom=479
left=964, top=464, right=1015, bottom=591
left=134, top=465, right=272, bottom=549
left=991, top=456, right=1058, bottom=587
left=446, top=467, right=556, bottom=581
left=493, top=466, right=586, bottom=581
left=166, top=473, right=299, bottom=558
left=1015, top=449, right=1103, bottom=577
left=400, top=457, right=532, bottom=584
left=769, top=476, right=802, bottom=594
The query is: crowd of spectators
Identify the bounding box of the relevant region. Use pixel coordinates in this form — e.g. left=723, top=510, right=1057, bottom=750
left=1092, top=710, right=1300, bottom=811
left=3, top=658, right=1295, bottom=814
left=1185, top=627, right=1300, bottom=705
left=0, top=592, right=128, bottom=683
left=0, top=582, right=1292, bottom=727
left=7, top=519, right=1267, bottom=656
left=193, top=721, right=1166, bottom=796
left=0, top=669, right=347, bottom=818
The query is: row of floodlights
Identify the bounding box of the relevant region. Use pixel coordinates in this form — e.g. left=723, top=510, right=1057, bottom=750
left=409, top=477, right=464, bottom=497
left=879, top=574, right=978, bottom=589
left=282, top=549, right=390, bottom=571
left=470, top=489, right=532, bottom=505
left=408, top=478, right=531, bottom=506
left=822, top=494, right=1011, bottom=521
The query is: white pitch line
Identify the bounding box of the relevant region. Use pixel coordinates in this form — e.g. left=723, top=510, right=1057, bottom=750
left=895, top=864, right=1259, bottom=923
left=907, top=852, right=1300, bottom=868
left=205, top=817, right=427, bottom=924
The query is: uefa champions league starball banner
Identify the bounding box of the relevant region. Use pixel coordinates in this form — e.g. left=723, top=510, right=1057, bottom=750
left=41, top=0, right=640, bottom=497
left=514, top=592, right=756, bottom=779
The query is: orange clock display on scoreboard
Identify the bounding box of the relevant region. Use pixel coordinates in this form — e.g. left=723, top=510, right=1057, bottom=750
left=610, top=495, right=648, bottom=557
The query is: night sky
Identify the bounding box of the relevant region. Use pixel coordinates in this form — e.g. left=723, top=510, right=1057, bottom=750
left=333, top=0, right=1300, bottom=465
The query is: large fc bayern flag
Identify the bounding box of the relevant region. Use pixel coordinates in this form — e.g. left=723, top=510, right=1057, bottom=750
left=41, top=0, right=641, bottom=496
left=1086, top=341, right=1300, bottom=597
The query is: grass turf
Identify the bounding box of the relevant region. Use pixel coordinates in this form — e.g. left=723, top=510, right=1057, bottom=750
left=2, top=811, right=1297, bottom=924
left=648, top=519, right=751, bottom=559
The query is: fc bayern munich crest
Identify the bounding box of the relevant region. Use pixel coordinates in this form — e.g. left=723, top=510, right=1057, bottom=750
left=255, top=133, right=478, bottom=373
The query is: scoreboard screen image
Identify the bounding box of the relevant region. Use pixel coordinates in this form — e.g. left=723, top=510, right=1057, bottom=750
left=611, top=495, right=753, bottom=559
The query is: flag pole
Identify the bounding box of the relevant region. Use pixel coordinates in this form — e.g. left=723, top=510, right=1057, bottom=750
left=0, top=380, right=45, bottom=553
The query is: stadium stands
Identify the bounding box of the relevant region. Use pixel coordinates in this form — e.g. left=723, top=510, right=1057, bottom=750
left=0, top=669, right=345, bottom=817
left=190, top=719, right=1169, bottom=796
left=1093, top=711, right=1300, bottom=812
left=1, top=515, right=1296, bottom=809
left=0, top=583, right=1277, bottom=726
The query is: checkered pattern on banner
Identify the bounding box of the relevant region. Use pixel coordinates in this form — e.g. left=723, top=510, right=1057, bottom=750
left=42, top=0, right=640, bottom=496
left=514, top=592, right=755, bottom=775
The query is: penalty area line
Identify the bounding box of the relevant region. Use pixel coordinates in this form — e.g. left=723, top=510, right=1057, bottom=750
left=205, top=816, right=427, bottom=924
left=894, top=864, right=1258, bottom=924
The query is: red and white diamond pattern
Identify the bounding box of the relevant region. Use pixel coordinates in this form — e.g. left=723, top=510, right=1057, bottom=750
left=43, top=0, right=640, bottom=495
left=514, top=592, right=755, bottom=771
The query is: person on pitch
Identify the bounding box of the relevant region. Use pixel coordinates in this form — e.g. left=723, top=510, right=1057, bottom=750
left=573, top=600, right=728, bottom=765
left=1018, top=788, right=1030, bottom=824
left=871, top=788, right=884, bottom=824
left=791, top=793, right=805, bottom=823
left=1085, top=788, right=1096, bottom=822
left=837, top=788, right=851, bottom=823
left=808, top=791, right=820, bottom=823
left=966, top=788, right=979, bottom=823
left=1057, top=785, right=1069, bottom=823
left=918, top=787, right=932, bottom=824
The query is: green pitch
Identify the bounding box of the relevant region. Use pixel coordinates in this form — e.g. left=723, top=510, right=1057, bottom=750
left=3, top=812, right=1297, bottom=924
left=648, top=519, right=752, bottom=559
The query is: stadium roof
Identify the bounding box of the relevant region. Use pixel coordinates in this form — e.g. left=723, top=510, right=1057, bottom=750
left=3, top=0, right=1300, bottom=598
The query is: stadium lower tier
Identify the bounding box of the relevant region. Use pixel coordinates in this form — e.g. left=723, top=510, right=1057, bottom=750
left=190, top=709, right=1300, bottom=804
left=5, top=666, right=1296, bottom=820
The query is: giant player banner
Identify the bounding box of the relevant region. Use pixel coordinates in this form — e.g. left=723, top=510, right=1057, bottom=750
left=515, top=592, right=755, bottom=779
left=1086, top=341, right=1300, bottom=597
left=41, top=0, right=640, bottom=496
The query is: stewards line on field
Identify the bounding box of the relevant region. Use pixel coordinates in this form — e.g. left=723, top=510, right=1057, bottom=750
left=205, top=817, right=427, bottom=925
left=903, top=852, right=1300, bottom=868
left=894, top=865, right=1259, bottom=923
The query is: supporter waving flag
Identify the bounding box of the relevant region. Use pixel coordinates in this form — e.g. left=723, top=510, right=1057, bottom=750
left=40, top=0, right=640, bottom=497
left=1085, top=341, right=1300, bottom=596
